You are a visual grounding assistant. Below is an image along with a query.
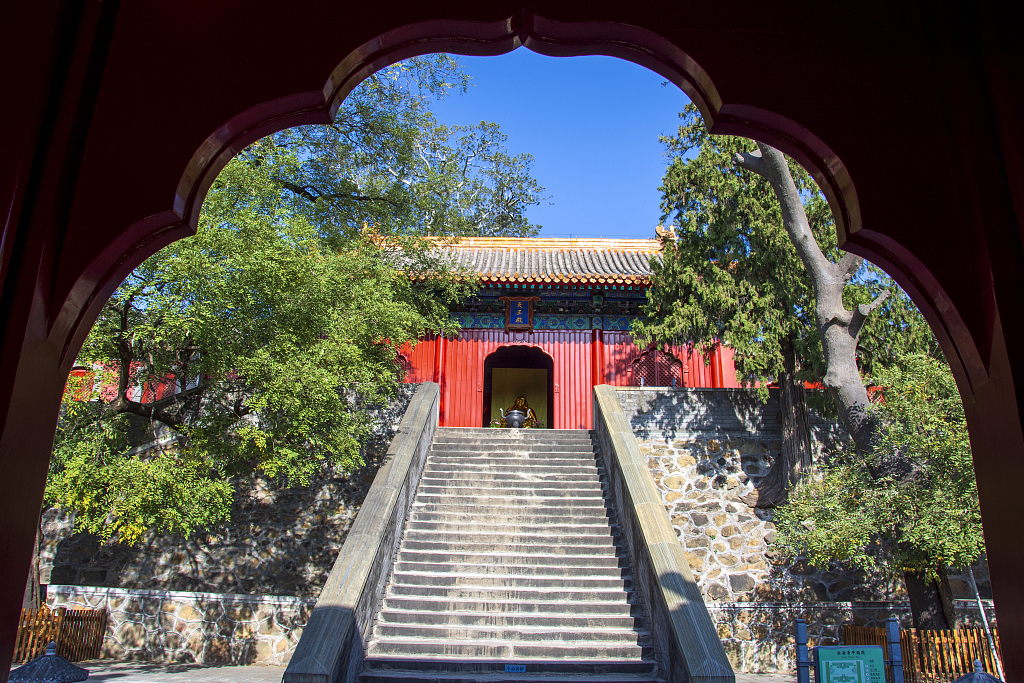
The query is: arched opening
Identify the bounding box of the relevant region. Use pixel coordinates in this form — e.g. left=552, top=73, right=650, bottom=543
left=482, top=345, right=554, bottom=428
left=4, top=6, right=1024, bottom=680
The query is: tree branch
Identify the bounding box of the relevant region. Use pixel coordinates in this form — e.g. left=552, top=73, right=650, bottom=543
left=112, top=397, right=183, bottom=429
left=838, top=252, right=864, bottom=283
left=276, top=177, right=399, bottom=207
left=754, top=144, right=836, bottom=288
left=733, top=150, right=767, bottom=176
left=850, top=290, right=890, bottom=339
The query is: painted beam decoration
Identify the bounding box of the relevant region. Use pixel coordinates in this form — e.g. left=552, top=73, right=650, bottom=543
left=499, top=296, right=541, bottom=333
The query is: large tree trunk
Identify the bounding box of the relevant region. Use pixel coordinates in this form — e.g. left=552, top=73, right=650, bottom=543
left=735, top=145, right=948, bottom=629
left=905, top=569, right=958, bottom=629
left=734, top=145, right=886, bottom=507
left=744, top=336, right=812, bottom=508
left=735, top=144, right=886, bottom=454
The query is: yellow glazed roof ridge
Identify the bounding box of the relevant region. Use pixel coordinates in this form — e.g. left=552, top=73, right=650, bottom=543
left=444, top=236, right=663, bottom=252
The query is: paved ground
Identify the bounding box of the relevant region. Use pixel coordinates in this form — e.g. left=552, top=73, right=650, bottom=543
left=10, top=661, right=286, bottom=683
left=11, top=660, right=799, bottom=682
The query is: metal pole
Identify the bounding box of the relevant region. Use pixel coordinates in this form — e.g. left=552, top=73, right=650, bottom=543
left=796, top=619, right=811, bottom=683
left=969, top=566, right=1004, bottom=680
left=886, top=618, right=904, bottom=683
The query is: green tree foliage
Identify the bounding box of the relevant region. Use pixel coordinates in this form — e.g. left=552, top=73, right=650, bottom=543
left=273, top=56, right=545, bottom=243
left=771, top=354, right=984, bottom=577
left=635, top=106, right=940, bottom=396
left=47, top=56, right=545, bottom=544
left=633, top=103, right=840, bottom=394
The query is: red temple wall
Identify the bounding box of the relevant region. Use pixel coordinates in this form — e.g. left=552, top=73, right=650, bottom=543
left=401, top=330, right=739, bottom=429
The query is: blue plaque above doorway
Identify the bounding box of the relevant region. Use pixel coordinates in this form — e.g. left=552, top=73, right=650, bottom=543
left=499, top=295, right=541, bottom=333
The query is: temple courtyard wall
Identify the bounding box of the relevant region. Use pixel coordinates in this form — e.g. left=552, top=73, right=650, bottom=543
left=38, top=385, right=995, bottom=671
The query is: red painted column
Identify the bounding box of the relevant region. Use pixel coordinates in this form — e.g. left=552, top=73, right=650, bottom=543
left=434, top=336, right=446, bottom=425
left=592, top=329, right=605, bottom=386
left=709, top=344, right=723, bottom=388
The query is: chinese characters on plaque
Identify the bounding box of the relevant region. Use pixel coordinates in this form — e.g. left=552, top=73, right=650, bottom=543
left=499, top=296, right=540, bottom=333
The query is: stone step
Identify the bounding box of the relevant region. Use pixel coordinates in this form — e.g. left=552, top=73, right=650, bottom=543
left=386, top=584, right=630, bottom=602
left=435, top=428, right=593, bottom=439
left=398, top=540, right=622, bottom=557
left=393, top=560, right=627, bottom=578
left=358, top=659, right=655, bottom=679
left=426, top=459, right=601, bottom=469
left=373, top=623, right=645, bottom=644
left=416, top=484, right=605, bottom=498
left=426, top=459, right=602, bottom=470
left=380, top=597, right=639, bottom=616
left=366, top=638, right=651, bottom=661
left=419, top=476, right=604, bottom=487
left=396, top=551, right=627, bottom=569
left=375, top=609, right=641, bottom=630
left=405, top=521, right=616, bottom=536
left=409, top=501, right=616, bottom=517
left=411, top=495, right=607, bottom=509
left=428, top=443, right=596, bottom=452
left=430, top=445, right=598, bottom=454
left=430, top=438, right=593, bottom=448
left=428, top=443, right=596, bottom=451
left=402, top=530, right=618, bottom=547
left=408, top=510, right=615, bottom=526
left=359, top=670, right=664, bottom=683
left=417, top=475, right=602, bottom=485
left=423, top=465, right=604, bottom=477
left=390, top=572, right=629, bottom=591
left=414, top=489, right=604, bottom=500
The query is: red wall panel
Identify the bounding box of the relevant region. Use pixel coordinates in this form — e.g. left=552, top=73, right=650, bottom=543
left=600, top=333, right=739, bottom=389
left=403, top=329, right=742, bottom=429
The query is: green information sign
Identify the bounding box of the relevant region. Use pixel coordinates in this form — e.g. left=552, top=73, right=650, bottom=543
left=814, top=646, right=886, bottom=683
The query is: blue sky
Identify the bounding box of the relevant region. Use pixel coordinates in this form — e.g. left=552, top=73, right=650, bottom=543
left=430, top=49, right=692, bottom=240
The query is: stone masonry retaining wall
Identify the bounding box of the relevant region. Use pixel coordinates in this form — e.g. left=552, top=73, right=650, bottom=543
left=46, top=584, right=315, bottom=665
left=616, top=387, right=998, bottom=671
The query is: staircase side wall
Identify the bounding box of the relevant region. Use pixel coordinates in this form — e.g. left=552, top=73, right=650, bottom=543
left=593, top=385, right=735, bottom=683
left=283, top=382, right=439, bottom=683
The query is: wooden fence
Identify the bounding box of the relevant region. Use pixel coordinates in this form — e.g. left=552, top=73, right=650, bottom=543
left=843, top=625, right=1002, bottom=683
left=13, top=606, right=106, bottom=663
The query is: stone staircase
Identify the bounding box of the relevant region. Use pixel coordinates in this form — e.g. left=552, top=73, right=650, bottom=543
left=358, top=427, right=665, bottom=683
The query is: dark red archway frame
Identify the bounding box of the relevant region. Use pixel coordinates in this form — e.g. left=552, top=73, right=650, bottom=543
left=3, top=3, right=1023, bottom=679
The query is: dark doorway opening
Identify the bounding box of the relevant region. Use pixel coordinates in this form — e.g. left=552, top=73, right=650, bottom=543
left=483, top=346, right=555, bottom=428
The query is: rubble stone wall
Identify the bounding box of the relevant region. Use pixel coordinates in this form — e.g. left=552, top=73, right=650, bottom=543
left=616, top=386, right=997, bottom=671
left=46, top=584, right=313, bottom=665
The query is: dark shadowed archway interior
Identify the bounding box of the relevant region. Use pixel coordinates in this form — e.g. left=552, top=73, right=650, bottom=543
left=482, top=346, right=554, bottom=428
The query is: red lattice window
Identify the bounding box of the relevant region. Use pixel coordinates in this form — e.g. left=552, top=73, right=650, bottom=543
left=631, top=349, right=684, bottom=387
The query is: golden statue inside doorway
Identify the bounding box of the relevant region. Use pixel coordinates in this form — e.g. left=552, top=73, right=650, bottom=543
left=499, top=396, right=538, bottom=428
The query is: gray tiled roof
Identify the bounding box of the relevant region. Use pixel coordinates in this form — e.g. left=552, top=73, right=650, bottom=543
left=438, top=238, right=661, bottom=284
